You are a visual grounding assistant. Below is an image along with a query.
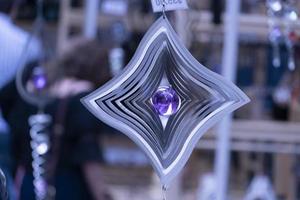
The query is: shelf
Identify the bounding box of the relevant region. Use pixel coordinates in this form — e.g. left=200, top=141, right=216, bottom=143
left=66, top=9, right=130, bottom=28
left=206, top=120, right=300, bottom=142
left=102, top=120, right=300, bottom=154
left=177, top=10, right=300, bottom=44
left=57, top=1, right=300, bottom=51
left=198, top=120, right=300, bottom=154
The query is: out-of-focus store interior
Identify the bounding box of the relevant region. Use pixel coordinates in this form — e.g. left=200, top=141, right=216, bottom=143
left=1, top=0, right=300, bottom=200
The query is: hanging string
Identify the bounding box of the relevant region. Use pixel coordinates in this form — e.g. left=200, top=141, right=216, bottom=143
left=162, top=0, right=167, bottom=19
left=15, top=0, right=49, bottom=109
left=161, top=185, right=167, bottom=200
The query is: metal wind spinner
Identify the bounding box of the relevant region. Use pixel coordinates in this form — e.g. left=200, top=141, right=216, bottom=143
left=82, top=16, right=250, bottom=187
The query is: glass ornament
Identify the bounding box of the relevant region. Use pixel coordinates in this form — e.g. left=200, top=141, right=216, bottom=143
left=151, top=86, right=181, bottom=117
left=31, top=66, right=48, bottom=91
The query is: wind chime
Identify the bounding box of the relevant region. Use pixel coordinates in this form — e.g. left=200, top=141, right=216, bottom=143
left=15, top=0, right=53, bottom=199
left=243, top=175, right=276, bottom=200
left=82, top=0, right=250, bottom=199
left=267, top=0, right=299, bottom=71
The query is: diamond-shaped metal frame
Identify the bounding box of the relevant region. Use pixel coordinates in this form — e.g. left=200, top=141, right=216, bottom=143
left=82, top=16, right=250, bottom=186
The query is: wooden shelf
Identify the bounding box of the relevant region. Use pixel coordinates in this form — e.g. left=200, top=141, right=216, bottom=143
left=208, top=120, right=300, bottom=142
left=57, top=1, right=300, bottom=50
left=176, top=10, right=300, bottom=45
left=198, top=120, right=300, bottom=154
left=102, top=120, right=300, bottom=154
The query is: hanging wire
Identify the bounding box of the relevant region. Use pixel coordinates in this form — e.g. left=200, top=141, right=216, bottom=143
left=162, top=0, right=167, bottom=19
left=15, top=0, right=51, bottom=109
left=161, top=185, right=167, bottom=200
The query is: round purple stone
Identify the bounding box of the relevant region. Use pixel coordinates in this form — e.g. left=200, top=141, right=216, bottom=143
left=151, top=86, right=181, bottom=116
left=31, top=67, right=47, bottom=90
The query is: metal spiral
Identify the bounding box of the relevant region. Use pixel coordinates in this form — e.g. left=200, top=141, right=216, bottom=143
left=29, top=113, right=52, bottom=200
left=0, top=167, right=7, bottom=200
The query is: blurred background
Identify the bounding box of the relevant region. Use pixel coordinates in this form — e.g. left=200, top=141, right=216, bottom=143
left=0, top=0, right=300, bottom=200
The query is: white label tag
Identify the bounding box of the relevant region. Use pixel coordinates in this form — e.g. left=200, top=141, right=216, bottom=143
left=151, top=0, right=188, bottom=13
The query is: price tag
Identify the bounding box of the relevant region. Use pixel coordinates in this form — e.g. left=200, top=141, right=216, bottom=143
left=151, top=0, right=188, bottom=13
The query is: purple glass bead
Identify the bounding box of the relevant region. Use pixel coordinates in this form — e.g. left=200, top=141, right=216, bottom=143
left=151, top=86, right=181, bottom=116
left=31, top=67, right=47, bottom=90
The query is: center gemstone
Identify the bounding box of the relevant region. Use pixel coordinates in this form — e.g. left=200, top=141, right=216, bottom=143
left=151, top=86, right=181, bottom=116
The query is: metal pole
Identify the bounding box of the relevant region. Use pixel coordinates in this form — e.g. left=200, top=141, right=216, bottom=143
left=84, top=0, right=100, bottom=39
left=214, top=0, right=240, bottom=200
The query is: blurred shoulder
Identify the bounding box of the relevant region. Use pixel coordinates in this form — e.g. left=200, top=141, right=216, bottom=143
left=67, top=91, right=103, bottom=128
left=68, top=91, right=94, bottom=116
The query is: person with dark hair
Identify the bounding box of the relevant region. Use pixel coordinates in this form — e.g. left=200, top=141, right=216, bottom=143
left=0, top=40, right=114, bottom=200
left=48, top=39, right=111, bottom=97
